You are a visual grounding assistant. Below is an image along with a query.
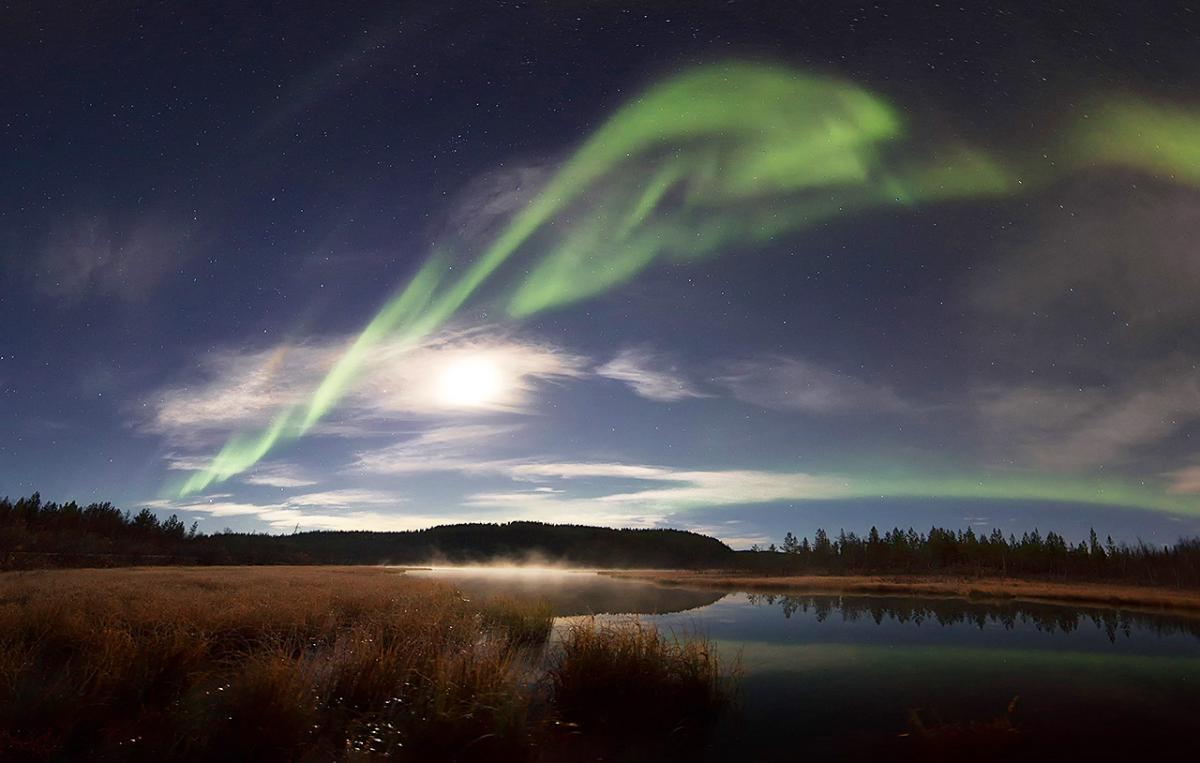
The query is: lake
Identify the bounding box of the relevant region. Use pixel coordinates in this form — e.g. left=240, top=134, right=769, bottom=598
left=408, top=567, right=1200, bottom=760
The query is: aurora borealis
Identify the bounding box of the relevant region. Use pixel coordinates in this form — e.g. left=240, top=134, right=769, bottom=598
left=4, top=1, right=1200, bottom=546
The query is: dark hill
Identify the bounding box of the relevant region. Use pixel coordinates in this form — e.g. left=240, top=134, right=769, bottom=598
left=196, top=522, right=734, bottom=568
left=0, top=496, right=734, bottom=569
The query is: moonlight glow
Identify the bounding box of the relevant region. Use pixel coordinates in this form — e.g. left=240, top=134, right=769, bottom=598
left=436, top=355, right=508, bottom=408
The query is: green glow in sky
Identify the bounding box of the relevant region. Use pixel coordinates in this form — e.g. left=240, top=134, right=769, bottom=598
left=1071, top=94, right=1200, bottom=186
left=177, top=255, right=450, bottom=496
left=845, top=472, right=1200, bottom=517
left=502, top=64, right=1017, bottom=316
left=175, top=62, right=1200, bottom=509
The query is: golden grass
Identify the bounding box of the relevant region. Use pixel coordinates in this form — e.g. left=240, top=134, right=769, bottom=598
left=544, top=617, right=737, bottom=758
left=0, top=566, right=547, bottom=760
left=603, top=571, right=1200, bottom=615
left=0, top=566, right=728, bottom=761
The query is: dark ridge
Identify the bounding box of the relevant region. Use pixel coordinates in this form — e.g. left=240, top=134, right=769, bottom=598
left=199, top=522, right=734, bottom=568
left=0, top=495, right=729, bottom=569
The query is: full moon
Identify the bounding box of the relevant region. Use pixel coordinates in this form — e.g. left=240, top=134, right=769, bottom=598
left=436, top=355, right=508, bottom=408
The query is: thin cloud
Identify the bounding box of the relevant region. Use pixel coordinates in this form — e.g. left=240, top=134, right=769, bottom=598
left=169, top=490, right=662, bottom=533
left=169, top=489, right=421, bottom=532
left=352, top=430, right=855, bottom=514
left=964, top=181, right=1200, bottom=474
left=506, top=462, right=678, bottom=481
left=974, top=182, right=1200, bottom=354
left=595, top=347, right=710, bottom=402
left=350, top=423, right=523, bottom=475
left=1165, top=464, right=1200, bottom=495
left=976, top=371, right=1200, bottom=471
left=164, top=453, right=217, bottom=471
left=144, top=328, right=586, bottom=447
left=285, top=489, right=402, bottom=508
left=462, top=461, right=851, bottom=513
left=240, top=463, right=320, bottom=488
left=34, top=214, right=192, bottom=302
left=435, top=161, right=558, bottom=248
left=718, top=355, right=907, bottom=413
left=168, top=455, right=855, bottom=536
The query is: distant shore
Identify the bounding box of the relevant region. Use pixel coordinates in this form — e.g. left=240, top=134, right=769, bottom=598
left=603, top=570, right=1200, bottom=615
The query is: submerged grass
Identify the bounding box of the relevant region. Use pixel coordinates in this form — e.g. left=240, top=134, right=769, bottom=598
left=0, top=567, right=730, bottom=761
left=892, top=697, right=1022, bottom=761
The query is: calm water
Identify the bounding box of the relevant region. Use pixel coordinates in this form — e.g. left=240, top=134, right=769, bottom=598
left=408, top=569, right=1200, bottom=759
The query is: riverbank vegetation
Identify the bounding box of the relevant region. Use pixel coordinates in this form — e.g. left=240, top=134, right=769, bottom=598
left=0, top=567, right=733, bottom=761
left=606, top=572, right=1200, bottom=614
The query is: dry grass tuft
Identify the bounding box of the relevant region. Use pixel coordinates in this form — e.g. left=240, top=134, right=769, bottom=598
left=545, top=617, right=737, bottom=756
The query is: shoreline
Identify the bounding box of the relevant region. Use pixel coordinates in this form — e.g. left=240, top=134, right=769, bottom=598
left=602, top=570, right=1200, bottom=616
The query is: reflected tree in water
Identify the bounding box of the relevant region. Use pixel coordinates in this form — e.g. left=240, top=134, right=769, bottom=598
left=743, top=593, right=1200, bottom=642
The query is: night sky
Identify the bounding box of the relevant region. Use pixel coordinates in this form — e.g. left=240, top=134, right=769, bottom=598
left=4, top=1, right=1200, bottom=547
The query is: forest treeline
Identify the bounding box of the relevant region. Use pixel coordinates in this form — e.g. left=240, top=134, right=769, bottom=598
left=737, top=525, right=1200, bottom=587
left=0, top=494, right=729, bottom=569
left=4, top=493, right=1200, bottom=586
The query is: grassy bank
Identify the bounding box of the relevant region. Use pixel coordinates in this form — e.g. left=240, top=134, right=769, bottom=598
left=604, top=571, right=1200, bottom=615
left=0, top=566, right=732, bottom=761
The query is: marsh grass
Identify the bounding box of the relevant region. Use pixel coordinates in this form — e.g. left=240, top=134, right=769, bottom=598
left=0, top=567, right=548, bottom=760
left=0, top=567, right=730, bottom=761
left=545, top=617, right=737, bottom=757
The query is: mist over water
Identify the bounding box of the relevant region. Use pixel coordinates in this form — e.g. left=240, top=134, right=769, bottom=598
left=404, top=566, right=725, bottom=616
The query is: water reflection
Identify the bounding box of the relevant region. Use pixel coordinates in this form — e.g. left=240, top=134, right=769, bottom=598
left=657, top=593, right=1200, bottom=760
left=742, top=592, right=1200, bottom=642
left=406, top=569, right=1200, bottom=759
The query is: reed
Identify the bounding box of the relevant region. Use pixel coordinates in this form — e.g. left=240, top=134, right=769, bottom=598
left=545, top=616, right=737, bottom=757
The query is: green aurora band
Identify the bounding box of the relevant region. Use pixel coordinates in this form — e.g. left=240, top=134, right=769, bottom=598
left=175, top=62, right=1200, bottom=513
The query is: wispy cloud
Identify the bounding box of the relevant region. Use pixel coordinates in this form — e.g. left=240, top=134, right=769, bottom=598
left=147, top=343, right=321, bottom=445
left=34, top=214, right=192, bottom=302
left=718, top=355, right=907, bottom=413
left=974, top=182, right=1200, bottom=352
left=351, top=429, right=854, bottom=521
left=164, top=453, right=217, bottom=471
left=144, top=328, right=586, bottom=447
left=963, top=181, right=1200, bottom=474
left=170, top=489, right=420, bottom=532
left=464, top=464, right=850, bottom=513
left=975, top=371, right=1200, bottom=471
left=353, top=432, right=852, bottom=508
left=1165, top=463, right=1200, bottom=495
left=350, top=423, right=523, bottom=475
left=240, top=463, right=319, bottom=488
left=284, top=489, right=402, bottom=508
left=169, top=487, right=664, bottom=533
left=506, top=462, right=680, bottom=481
left=435, top=161, right=557, bottom=248
left=595, top=347, right=710, bottom=402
